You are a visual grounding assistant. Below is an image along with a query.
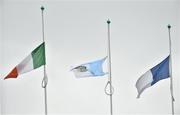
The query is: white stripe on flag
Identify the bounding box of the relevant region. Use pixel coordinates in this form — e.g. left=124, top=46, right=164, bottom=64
left=17, top=54, right=34, bottom=75
left=136, top=70, right=153, bottom=98
left=72, top=64, right=93, bottom=78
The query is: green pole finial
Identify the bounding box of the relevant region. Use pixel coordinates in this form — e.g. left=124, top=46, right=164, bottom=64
left=41, top=6, right=45, bottom=11
left=167, top=24, right=171, bottom=29
left=107, top=19, right=111, bottom=24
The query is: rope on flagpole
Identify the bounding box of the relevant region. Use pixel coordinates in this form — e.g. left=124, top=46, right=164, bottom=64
left=167, top=24, right=175, bottom=115
left=104, top=19, right=113, bottom=115
left=104, top=81, right=114, bottom=95
left=41, top=6, right=48, bottom=115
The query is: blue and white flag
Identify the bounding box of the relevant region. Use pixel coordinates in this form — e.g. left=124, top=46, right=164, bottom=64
left=71, top=57, right=107, bottom=78
left=136, top=55, right=170, bottom=98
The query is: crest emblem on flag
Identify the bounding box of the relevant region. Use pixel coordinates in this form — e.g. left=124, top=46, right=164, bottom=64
left=74, top=66, right=88, bottom=72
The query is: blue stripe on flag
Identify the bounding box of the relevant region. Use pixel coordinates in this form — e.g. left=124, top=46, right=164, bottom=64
left=89, top=57, right=107, bottom=76
left=151, top=56, right=170, bottom=85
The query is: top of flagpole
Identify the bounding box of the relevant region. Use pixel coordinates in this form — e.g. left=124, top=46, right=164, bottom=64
left=41, top=6, right=45, bottom=11
left=168, top=24, right=171, bottom=29
left=107, top=19, right=111, bottom=24
left=41, top=6, right=45, bottom=43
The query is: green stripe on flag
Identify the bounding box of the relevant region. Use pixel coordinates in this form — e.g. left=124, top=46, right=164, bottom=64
left=31, top=42, right=46, bottom=69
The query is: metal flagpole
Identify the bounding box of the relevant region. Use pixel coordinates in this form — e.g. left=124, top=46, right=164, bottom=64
left=167, top=24, right=175, bottom=115
left=41, top=6, right=48, bottom=115
left=105, top=19, right=113, bottom=115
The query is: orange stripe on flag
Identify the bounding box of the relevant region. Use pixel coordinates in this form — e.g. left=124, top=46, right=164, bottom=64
left=4, top=67, right=18, bottom=79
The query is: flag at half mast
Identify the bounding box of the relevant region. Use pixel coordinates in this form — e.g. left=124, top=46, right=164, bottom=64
left=4, top=42, right=46, bottom=79
left=136, top=55, right=170, bottom=98
left=71, top=57, right=107, bottom=78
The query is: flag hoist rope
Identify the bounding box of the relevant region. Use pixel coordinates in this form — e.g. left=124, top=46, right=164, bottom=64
left=104, top=19, right=114, bottom=115
left=41, top=6, right=48, bottom=115
left=167, top=25, right=175, bottom=115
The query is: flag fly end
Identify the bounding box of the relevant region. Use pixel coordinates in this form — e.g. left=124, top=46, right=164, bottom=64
left=4, top=67, right=18, bottom=80
left=136, top=94, right=140, bottom=99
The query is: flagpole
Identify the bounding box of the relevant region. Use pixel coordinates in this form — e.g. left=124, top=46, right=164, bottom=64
left=167, top=24, right=175, bottom=115
left=107, top=19, right=113, bottom=115
left=41, top=6, right=48, bottom=115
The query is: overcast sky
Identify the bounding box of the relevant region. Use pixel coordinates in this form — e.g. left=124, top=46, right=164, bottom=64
left=0, top=0, right=180, bottom=115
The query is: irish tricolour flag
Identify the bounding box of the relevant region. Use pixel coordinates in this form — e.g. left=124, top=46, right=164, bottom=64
left=5, top=42, right=46, bottom=79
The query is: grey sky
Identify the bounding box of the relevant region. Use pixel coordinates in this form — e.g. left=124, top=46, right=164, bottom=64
left=0, top=0, right=180, bottom=114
